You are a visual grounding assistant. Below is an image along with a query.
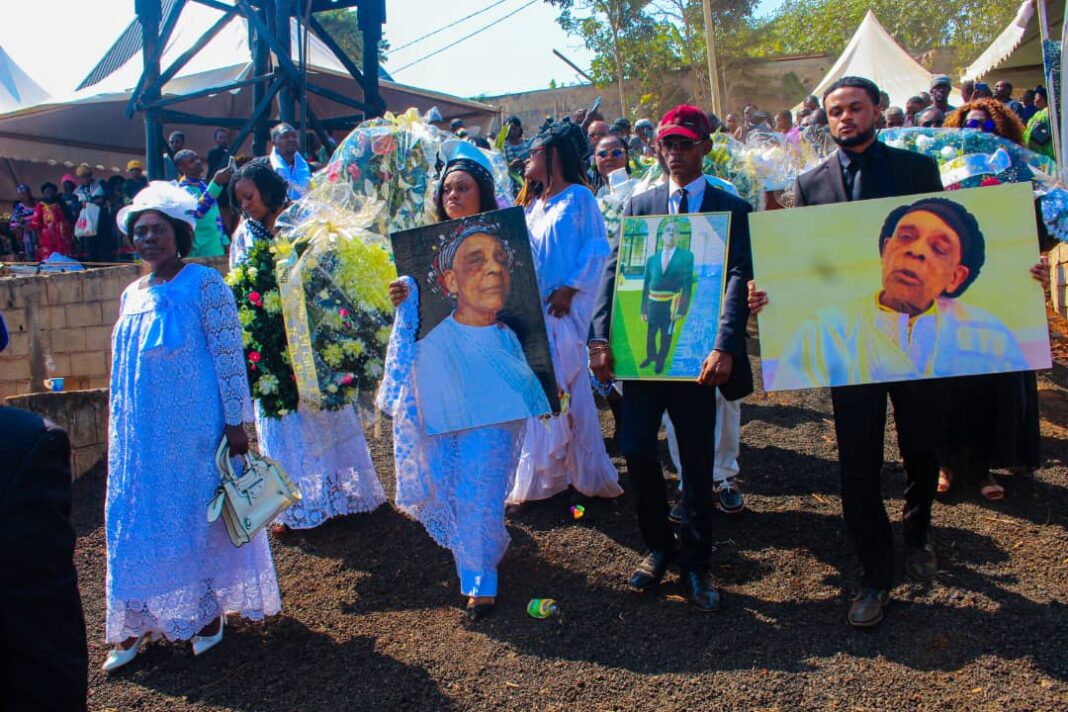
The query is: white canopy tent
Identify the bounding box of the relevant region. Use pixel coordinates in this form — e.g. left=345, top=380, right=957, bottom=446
left=0, top=3, right=498, bottom=199
left=963, top=0, right=1063, bottom=88
left=799, top=11, right=962, bottom=110
left=0, top=45, right=49, bottom=114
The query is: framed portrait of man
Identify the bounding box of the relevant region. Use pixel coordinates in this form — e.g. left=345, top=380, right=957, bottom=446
left=608, top=212, right=731, bottom=379
left=751, top=183, right=1052, bottom=391
left=391, top=206, right=559, bottom=435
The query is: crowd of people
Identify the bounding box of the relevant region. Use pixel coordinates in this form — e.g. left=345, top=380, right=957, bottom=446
left=2, top=62, right=1057, bottom=710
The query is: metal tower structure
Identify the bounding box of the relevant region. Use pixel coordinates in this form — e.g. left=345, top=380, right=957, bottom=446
left=129, top=0, right=386, bottom=179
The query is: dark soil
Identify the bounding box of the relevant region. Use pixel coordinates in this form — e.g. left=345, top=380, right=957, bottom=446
left=78, top=355, right=1068, bottom=711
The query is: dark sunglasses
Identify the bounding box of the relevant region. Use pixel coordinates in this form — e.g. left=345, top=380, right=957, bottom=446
left=596, top=148, right=625, bottom=159
left=964, top=118, right=996, bottom=133
left=661, top=138, right=697, bottom=152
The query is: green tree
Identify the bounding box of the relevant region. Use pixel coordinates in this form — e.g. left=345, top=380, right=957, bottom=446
left=747, top=0, right=1019, bottom=69
left=316, top=8, right=390, bottom=66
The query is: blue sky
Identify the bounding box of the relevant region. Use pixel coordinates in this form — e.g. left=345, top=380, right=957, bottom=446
left=4, top=0, right=786, bottom=100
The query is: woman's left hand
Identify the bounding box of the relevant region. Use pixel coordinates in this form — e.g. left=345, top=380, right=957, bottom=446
left=546, top=286, right=578, bottom=318
left=225, top=424, right=250, bottom=456
left=1031, top=256, right=1050, bottom=291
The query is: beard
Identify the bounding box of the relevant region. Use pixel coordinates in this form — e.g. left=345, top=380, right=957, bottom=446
left=832, top=123, right=877, bottom=148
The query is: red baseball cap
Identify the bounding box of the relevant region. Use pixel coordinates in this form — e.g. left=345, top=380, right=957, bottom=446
left=657, top=105, right=711, bottom=141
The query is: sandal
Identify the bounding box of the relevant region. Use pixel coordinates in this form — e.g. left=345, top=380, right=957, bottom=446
left=937, top=468, right=953, bottom=495
left=978, top=475, right=1004, bottom=501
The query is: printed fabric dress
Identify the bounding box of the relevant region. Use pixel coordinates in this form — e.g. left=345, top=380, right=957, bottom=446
left=377, top=279, right=527, bottom=597
left=508, top=184, right=622, bottom=504
left=233, top=218, right=386, bottom=529
left=106, top=264, right=280, bottom=643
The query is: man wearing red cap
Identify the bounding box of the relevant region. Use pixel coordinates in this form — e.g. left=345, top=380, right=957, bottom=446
left=589, top=105, right=753, bottom=611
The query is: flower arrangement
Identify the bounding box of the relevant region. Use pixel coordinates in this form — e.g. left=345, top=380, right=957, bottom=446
left=273, top=202, right=396, bottom=413
left=317, top=108, right=446, bottom=234
left=227, top=237, right=300, bottom=417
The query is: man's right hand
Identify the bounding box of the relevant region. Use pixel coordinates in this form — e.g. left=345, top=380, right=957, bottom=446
left=747, top=280, right=769, bottom=315
left=589, top=342, right=614, bottom=383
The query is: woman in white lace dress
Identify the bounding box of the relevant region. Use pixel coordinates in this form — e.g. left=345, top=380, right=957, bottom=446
left=104, top=182, right=280, bottom=671
left=380, top=141, right=539, bottom=621
left=229, top=159, right=386, bottom=532
left=508, top=121, right=622, bottom=505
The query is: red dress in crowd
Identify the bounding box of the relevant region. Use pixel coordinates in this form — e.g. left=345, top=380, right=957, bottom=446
left=30, top=201, right=74, bottom=260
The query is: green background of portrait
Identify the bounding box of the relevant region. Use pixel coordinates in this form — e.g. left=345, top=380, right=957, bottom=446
left=750, top=182, right=1050, bottom=389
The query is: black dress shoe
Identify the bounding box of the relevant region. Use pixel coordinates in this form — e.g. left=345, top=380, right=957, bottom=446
left=628, top=550, right=673, bottom=591
left=668, top=500, right=684, bottom=525
left=905, top=542, right=938, bottom=581
left=466, top=601, right=495, bottom=621
left=678, top=570, right=721, bottom=612
left=848, top=588, right=889, bottom=628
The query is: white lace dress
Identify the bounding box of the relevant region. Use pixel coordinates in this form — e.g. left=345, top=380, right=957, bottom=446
left=233, top=218, right=386, bottom=529
left=377, top=279, right=525, bottom=597
left=508, top=185, right=622, bottom=504
left=106, top=264, right=281, bottom=643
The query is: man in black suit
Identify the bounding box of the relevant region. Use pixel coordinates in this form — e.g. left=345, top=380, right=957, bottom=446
left=0, top=404, right=88, bottom=711
left=590, top=105, right=753, bottom=611
left=640, top=217, right=695, bottom=373
left=749, top=76, right=944, bottom=628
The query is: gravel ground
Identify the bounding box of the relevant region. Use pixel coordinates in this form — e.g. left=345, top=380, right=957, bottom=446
left=77, top=357, right=1068, bottom=711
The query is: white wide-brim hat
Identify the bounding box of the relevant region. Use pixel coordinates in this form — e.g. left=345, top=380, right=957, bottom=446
left=116, top=180, right=199, bottom=235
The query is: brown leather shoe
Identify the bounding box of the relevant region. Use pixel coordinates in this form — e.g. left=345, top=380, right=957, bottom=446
left=628, top=550, right=673, bottom=591
left=905, top=542, right=938, bottom=581
left=848, top=588, right=889, bottom=628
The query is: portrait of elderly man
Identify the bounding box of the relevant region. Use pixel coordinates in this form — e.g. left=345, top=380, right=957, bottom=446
left=640, top=216, right=695, bottom=374
left=415, top=219, right=551, bottom=435
left=772, top=197, right=1028, bottom=390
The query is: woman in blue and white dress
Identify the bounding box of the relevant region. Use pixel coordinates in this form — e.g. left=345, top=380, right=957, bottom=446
left=381, top=141, right=548, bottom=621
left=104, top=182, right=280, bottom=671
left=229, top=158, right=386, bottom=532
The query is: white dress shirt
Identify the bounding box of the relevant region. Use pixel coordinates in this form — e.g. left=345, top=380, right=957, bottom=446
left=667, top=174, right=708, bottom=215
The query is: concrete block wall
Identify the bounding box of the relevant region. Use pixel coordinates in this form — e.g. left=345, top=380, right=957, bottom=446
left=1, top=266, right=140, bottom=399
left=5, top=389, right=109, bottom=478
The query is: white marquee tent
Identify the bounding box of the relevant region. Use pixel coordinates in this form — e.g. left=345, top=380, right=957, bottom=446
left=963, top=0, right=1063, bottom=89
left=799, top=10, right=962, bottom=110
left=0, top=45, right=49, bottom=114
left=0, top=3, right=498, bottom=199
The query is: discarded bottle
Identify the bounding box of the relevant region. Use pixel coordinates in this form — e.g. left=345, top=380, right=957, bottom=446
left=527, top=598, right=559, bottom=619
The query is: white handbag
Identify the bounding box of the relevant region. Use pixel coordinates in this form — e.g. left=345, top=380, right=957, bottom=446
left=207, top=437, right=302, bottom=547
left=74, top=203, right=100, bottom=238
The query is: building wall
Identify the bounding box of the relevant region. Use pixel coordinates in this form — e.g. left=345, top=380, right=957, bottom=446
left=1, top=256, right=229, bottom=400
left=482, top=55, right=833, bottom=130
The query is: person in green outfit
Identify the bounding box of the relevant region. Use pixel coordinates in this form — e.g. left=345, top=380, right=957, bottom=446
left=174, top=149, right=231, bottom=257
left=1024, top=85, right=1055, bottom=160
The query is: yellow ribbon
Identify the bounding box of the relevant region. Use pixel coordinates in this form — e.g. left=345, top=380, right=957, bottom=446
left=277, top=248, right=322, bottom=409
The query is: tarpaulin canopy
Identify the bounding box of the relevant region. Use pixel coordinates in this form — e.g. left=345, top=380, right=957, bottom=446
left=0, top=3, right=498, bottom=199
left=799, top=11, right=962, bottom=110
left=963, top=0, right=1064, bottom=88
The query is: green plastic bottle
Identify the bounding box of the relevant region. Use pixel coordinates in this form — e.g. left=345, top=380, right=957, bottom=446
left=526, top=598, right=559, bottom=619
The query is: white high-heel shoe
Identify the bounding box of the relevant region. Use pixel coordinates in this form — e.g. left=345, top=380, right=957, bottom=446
left=101, top=632, right=158, bottom=672
left=191, top=616, right=224, bottom=656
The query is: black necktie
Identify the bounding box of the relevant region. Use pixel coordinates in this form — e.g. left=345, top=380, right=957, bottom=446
left=676, top=188, right=689, bottom=214
left=846, top=153, right=864, bottom=201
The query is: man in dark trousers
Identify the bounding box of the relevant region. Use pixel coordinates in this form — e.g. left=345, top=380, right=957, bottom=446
left=640, top=217, right=695, bottom=373
left=590, top=105, right=753, bottom=611
left=749, top=76, right=944, bottom=628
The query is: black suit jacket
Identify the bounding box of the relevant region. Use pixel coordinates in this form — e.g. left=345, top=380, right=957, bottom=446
left=0, top=407, right=88, bottom=712
left=794, top=140, right=942, bottom=207
left=591, top=182, right=754, bottom=400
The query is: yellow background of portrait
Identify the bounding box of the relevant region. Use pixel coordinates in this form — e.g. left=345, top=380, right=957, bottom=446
left=750, top=183, right=1049, bottom=383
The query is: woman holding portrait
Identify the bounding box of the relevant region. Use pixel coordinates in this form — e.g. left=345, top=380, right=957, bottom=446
left=380, top=144, right=548, bottom=621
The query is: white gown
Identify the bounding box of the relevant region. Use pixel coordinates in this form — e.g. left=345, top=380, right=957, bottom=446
left=378, top=279, right=531, bottom=596
left=508, top=184, right=622, bottom=504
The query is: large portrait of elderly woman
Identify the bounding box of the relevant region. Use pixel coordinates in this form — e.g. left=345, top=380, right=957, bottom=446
left=751, top=183, right=1052, bottom=391
left=392, top=207, right=559, bottom=434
